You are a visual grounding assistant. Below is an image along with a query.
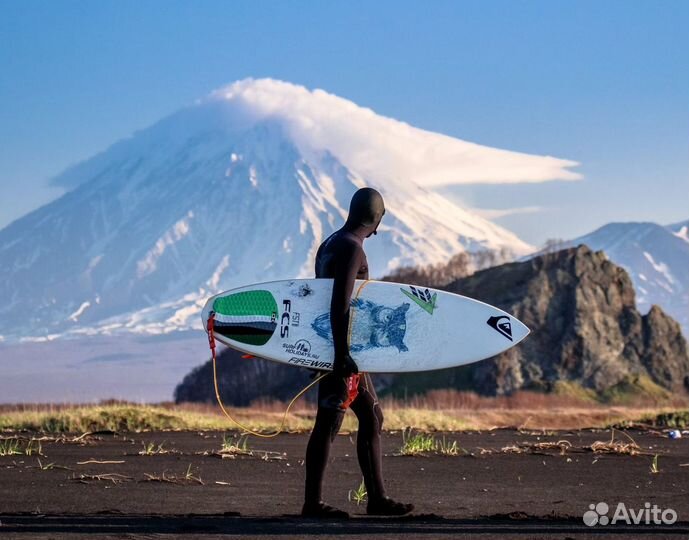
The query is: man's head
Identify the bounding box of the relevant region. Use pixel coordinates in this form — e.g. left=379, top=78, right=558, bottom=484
left=347, top=188, right=385, bottom=236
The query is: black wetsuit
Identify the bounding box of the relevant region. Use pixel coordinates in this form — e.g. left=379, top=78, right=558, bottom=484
left=303, top=229, right=386, bottom=507
left=302, top=187, right=412, bottom=518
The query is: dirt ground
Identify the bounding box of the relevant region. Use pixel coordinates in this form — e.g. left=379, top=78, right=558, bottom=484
left=1, top=429, right=688, bottom=539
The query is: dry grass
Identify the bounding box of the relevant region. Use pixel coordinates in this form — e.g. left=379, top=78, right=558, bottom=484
left=143, top=464, right=203, bottom=485
left=76, top=459, right=125, bottom=465
left=530, top=440, right=573, bottom=455
left=497, top=440, right=573, bottom=455
left=0, top=393, right=686, bottom=434
left=586, top=429, right=644, bottom=456
left=70, top=472, right=132, bottom=484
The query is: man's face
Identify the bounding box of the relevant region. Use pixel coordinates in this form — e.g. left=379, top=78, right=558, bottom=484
left=367, top=208, right=385, bottom=237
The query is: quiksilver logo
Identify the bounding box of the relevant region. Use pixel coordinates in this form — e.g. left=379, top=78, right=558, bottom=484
left=487, top=315, right=512, bottom=341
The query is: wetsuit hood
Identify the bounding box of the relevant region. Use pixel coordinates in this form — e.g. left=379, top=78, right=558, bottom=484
left=347, top=188, right=385, bottom=232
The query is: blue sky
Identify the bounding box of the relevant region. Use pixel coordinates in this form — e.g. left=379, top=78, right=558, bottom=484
left=0, top=0, right=687, bottom=244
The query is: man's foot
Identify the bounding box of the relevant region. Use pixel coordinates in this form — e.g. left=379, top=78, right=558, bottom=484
left=367, top=496, right=414, bottom=516
left=301, top=501, right=349, bottom=519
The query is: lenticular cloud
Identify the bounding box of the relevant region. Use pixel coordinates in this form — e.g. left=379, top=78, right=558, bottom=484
left=209, top=78, right=581, bottom=187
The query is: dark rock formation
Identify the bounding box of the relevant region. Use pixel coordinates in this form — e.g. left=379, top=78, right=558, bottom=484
left=437, top=245, right=689, bottom=395
left=175, top=245, right=689, bottom=402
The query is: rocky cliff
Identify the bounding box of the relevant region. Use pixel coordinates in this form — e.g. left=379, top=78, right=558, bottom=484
left=174, top=246, right=689, bottom=403
left=440, top=245, right=689, bottom=395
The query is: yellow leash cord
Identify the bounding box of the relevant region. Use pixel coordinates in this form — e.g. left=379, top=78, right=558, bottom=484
left=208, top=312, right=328, bottom=438
left=211, top=351, right=327, bottom=438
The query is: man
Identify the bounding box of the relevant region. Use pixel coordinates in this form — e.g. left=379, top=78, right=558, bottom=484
left=302, top=187, right=414, bottom=518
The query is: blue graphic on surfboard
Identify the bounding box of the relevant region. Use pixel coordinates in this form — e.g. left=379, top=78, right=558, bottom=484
left=312, top=299, right=410, bottom=352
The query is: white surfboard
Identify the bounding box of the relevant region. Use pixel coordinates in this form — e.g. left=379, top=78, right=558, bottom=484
left=201, top=279, right=529, bottom=373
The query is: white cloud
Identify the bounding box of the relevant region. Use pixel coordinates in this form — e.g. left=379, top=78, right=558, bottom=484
left=208, top=78, right=581, bottom=187
left=473, top=206, right=545, bottom=220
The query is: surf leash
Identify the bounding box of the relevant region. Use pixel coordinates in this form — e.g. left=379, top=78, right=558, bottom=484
left=207, top=312, right=328, bottom=438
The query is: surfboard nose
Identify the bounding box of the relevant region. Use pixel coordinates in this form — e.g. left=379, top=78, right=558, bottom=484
left=510, top=316, right=530, bottom=344
left=486, top=311, right=529, bottom=345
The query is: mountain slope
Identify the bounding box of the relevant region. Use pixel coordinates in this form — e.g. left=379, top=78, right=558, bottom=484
left=0, top=79, right=580, bottom=341
left=567, top=222, right=689, bottom=336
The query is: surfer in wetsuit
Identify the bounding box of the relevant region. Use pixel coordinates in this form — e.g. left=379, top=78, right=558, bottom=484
left=302, top=187, right=414, bottom=518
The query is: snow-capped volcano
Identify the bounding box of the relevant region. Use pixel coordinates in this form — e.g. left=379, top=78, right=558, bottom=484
left=0, top=79, right=579, bottom=341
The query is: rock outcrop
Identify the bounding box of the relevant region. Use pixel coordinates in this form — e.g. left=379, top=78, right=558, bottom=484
left=440, top=245, right=689, bottom=395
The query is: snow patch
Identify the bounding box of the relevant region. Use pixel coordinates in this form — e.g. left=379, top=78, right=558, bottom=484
left=137, top=211, right=194, bottom=278
left=68, top=301, right=91, bottom=322
left=643, top=251, right=675, bottom=285
left=249, top=165, right=258, bottom=187
left=674, top=225, right=689, bottom=243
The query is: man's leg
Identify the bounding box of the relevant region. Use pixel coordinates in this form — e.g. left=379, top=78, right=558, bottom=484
left=303, top=374, right=348, bottom=517
left=350, top=374, right=414, bottom=516
left=349, top=374, right=386, bottom=499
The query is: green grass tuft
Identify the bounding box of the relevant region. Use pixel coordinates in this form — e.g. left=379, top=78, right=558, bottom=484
left=400, top=428, right=437, bottom=455
left=139, top=442, right=168, bottom=456
left=0, top=438, right=22, bottom=456
left=436, top=435, right=466, bottom=456
left=220, top=434, right=252, bottom=456
left=348, top=479, right=367, bottom=505
left=650, top=454, right=660, bottom=474
left=0, top=437, right=43, bottom=457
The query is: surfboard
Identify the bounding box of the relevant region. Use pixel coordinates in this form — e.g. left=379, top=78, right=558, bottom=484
left=201, top=279, right=529, bottom=373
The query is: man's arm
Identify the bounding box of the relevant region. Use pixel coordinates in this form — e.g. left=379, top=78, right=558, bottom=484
left=329, top=240, right=362, bottom=375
